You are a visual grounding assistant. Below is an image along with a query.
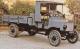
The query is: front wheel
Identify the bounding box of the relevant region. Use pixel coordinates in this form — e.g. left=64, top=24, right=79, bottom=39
left=67, top=31, right=78, bottom=43
left=48, top=30, right=61, bottom=46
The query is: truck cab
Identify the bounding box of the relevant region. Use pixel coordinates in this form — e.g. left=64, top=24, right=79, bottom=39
left=34, top=1, right=73, bottom=31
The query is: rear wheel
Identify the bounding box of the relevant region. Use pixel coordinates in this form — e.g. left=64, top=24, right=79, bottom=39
left=48, top=30, right=61, bottom=46
left=28, top=26, right=37, bottom=36
left=9, top=23, right=19, bottom=38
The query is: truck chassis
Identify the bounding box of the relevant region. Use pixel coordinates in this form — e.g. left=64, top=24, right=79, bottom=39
left=2, top=1, right=79, bottom=46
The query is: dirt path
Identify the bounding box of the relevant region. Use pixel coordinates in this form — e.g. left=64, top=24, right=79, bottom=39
left=0, top=31, right=80, bottom=49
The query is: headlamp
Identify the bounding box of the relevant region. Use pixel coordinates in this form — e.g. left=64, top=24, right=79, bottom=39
left=63, top=25, right=67, bottom=30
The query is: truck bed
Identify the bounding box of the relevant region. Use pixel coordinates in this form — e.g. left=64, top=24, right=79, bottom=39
left=3, top=15, right=30, bottom=24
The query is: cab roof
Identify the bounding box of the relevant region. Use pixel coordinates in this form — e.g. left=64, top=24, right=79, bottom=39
left=36, top=1, right=64, bottom=5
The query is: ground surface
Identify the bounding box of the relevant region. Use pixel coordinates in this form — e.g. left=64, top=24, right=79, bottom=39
left=0, top=26, right=80, bottom=49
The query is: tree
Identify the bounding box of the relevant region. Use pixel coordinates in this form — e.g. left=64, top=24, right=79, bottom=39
left=65, top=0, right=80, bottom=31
left=10, top=0, right=35, bottom=15
left=0, top=0, right=9, bottom=14
left=65, top=0, right=80, bottom=14
left=0, top=0, right=2, bottom=4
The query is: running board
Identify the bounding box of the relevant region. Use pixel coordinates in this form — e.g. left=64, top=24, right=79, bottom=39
left=37, top=33, right=46, bottom=35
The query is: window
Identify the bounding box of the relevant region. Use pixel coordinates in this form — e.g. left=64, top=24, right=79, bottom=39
left=41, top=7, right=47, bottom=11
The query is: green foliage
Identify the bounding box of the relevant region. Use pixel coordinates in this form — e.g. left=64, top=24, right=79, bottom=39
left=0, top=0, right=3, bottom=8
left=0, top=0, right=35, bottom=15
left=9, top=1, right=35, bottom=15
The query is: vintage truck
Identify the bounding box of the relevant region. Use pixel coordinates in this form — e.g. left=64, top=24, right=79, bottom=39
left=2, top=1, right=78, bottom=46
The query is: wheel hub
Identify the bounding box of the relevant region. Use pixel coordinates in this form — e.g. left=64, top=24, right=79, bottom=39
left=11, top=29, right=15, bottom=33
left=52, top=36, right=56, bottom=41
left=30, top=29, right=36, bottom=32
left=48, top=30, right=61, bottom=46
left=69, top=33, right=75, bottom=39
left=10, top=26, right=15, bottom=33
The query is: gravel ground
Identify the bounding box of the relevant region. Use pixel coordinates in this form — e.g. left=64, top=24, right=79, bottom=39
left=0, top=31, right=80, bottom=49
